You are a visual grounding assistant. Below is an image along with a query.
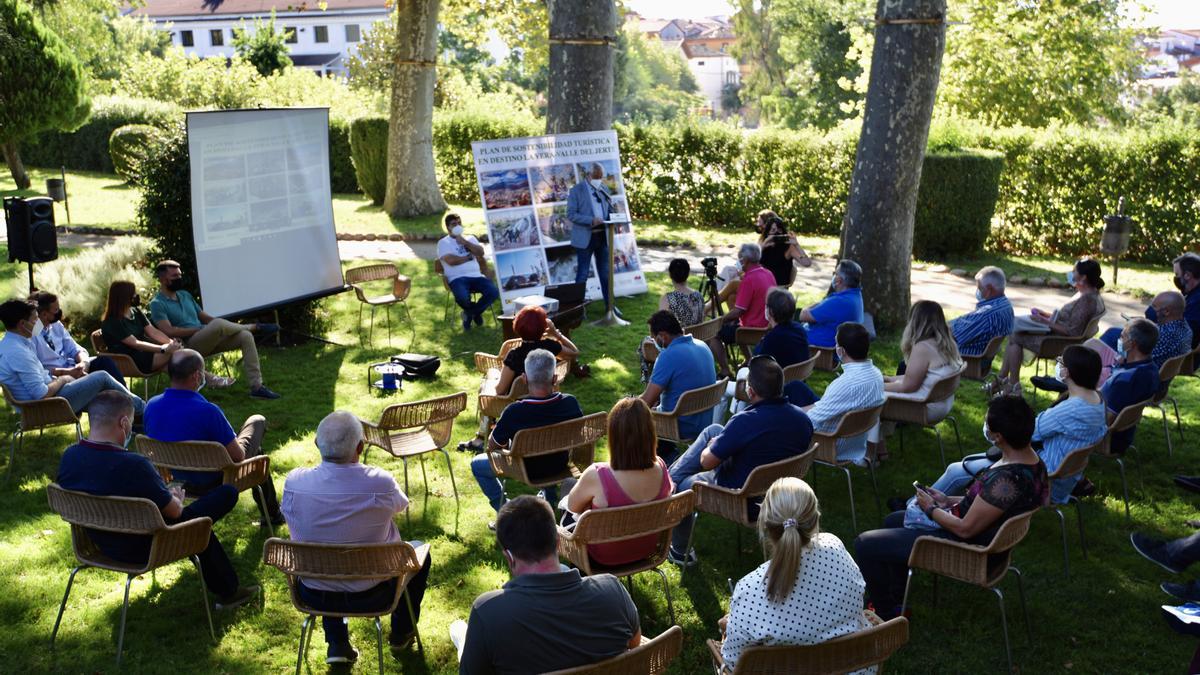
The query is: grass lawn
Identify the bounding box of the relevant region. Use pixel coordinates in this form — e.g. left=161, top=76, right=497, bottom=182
left=0, top=254, right=1196, bottom=673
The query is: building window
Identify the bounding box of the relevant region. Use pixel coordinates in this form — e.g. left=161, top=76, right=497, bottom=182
left=726, top=71, right=737, bottom=85
left=345, top=24, right=361, bottom=42
left=284, top=26, right=298, bottom=44
left=314, top=25, right=329, bottom=43
left=696, top=60, right=705, bottom=66
left=209, top=29, right=224, bottom=46
left=180, top=30, right=194, bottom=47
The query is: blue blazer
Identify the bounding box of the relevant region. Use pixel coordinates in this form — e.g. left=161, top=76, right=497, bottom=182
left=566, top=180, right=611, bottom=249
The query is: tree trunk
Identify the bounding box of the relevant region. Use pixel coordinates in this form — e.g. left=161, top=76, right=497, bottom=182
left=2, top=143, right=31, bottom=190
left=545, top=0, right=617, bottom=133
left=383, top=0, right=447, bottom=218
left=841, top=0, right=947, bottom=331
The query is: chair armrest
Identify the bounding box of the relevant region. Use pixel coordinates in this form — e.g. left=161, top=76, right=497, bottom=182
left=706, top=639, right=725, bottom=671
left=349, top=283, right=369, bottom=303
left=224, top=455, right=270, bottom=493
left=10, top=395, right=78, bottom=428
left=809, top=431, right=839, bottom=463
left=393, top=275, right=412, bottom=300
left=103, top=352, right=154, bottom=378
left=650, top=410, right=679, bottom=440
left=146, top=517, right=213, bottom=570
left=907, top=533, right=988, bottom=568
left=556, top=526, right=590, bottom=572
left=360, top=419, right=390, bottom=451
left=474, top=352, right=501, bottom=374
left=412, top=542, right=430, bottom=570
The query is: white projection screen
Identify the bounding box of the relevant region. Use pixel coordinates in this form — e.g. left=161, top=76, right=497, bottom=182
left=186, top=108, right=344, bottom=317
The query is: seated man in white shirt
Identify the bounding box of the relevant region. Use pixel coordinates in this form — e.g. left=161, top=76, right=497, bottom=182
left=803, top=323, right=885, bottom=465
left=438, top=213, right=500, bottom=330
left=282, top=411, right=432, bottom=665
left=28, top=291, right=126, bottom=386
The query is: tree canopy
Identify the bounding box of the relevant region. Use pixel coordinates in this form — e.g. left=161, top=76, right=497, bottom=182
left=233, top=14, right=293, bottom=78
left=613, top=27, right=704, bottom=122
left=0, top=0, right=91, bottom=144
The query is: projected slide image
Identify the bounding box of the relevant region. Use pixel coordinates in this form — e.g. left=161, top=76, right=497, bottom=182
left=480, top=169, right=533, bottom=210
left=286, top=142, right=324, bottom=171
left=289, top=171, right=319, bottom=196
left=488, top=210, right=539, bottom=252
left=246, top=149, right=286, bottom=176
left=204, top=156, right=246, bottom=181
left=205, top=205, right=249, bottom=233
left=529, top=164, right=576, bottom=204
left=535, top=204, right=571, bottom=244
left=574, top=159, right=622, bottom=196
left=545, top=245, right=591, bottom=285
left=496, top=249, right=549, bottom=292
left=247, top=174, right=288, bottom=202
left=290, top=197, right=320, bottom=219
left=250, top=198, right=290, bottom=231
left=204, top=181, right=247, bottom=208
left=613, top=234, right=641, bottom=274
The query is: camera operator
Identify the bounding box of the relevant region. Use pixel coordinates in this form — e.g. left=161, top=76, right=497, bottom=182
left=757, top=213, right=812, bottom=287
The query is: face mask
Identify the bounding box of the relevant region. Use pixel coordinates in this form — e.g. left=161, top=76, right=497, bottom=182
left=975, top=288, right=984, bottom=302
left=131, top=295, right=141, bottom=308
left=982, top=421, right=993, bottom=445
left=652, top=335, right=664, bottom=351
left=590, top=178, right=603, bottom=189
left=1054, top=362, right=1067, bottom=382
left=1175, top=275, right=1186, bottom=291
left=451, top=224, right=464, bottom=237
left=167, top=278, right=185, bottom=291
left=122, top=418, right=134, bottom=448
left=829, top=276, right=838, bottom=292
left=196, top=374, right=206, bottom=393
left=1116, top=337, right=1128, bottom=360
left=1066, top=270, right=1076, bottom=286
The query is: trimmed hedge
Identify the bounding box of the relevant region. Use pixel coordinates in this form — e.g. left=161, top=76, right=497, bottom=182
left=108, top=124, right=163, bottom=183
left=21, top=96, right=181, bottom=172
left=350, top=117, right=389, bottom=205
left=327, top=116, right=357, bottom=194
left=432, top=109, right=541, bottom=203
left=913, top=150, right=1005, bottom=259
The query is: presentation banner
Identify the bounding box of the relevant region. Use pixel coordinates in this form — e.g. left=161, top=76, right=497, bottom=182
left=470, top=130, right=648, bottom=313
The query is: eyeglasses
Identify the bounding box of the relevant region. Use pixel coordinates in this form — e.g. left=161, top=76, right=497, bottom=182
left=749, top=354, right=777, bottom=365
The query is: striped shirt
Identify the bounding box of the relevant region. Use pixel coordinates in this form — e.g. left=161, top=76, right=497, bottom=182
left=1153, top=319, right=1193, bottom=370
left=807, top=360, right=885, bottom=464
left=1033, top=396, right=1107, bottom=477
left=950, top=295, right=1014, bottom=357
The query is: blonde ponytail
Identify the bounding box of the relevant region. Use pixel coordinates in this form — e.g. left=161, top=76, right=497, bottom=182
left=757, top=477, right=820, bottom=602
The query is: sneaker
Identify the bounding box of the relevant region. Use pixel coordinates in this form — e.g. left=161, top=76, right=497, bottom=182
left=389, top=631, right=416, bottom=655
left=269, top=512, right=286, bottom=527
left=206, top=374, right=236, bottom=389
left=214, top=584, right=260, bottom=611
left=1162, top=580, right=1200, bottom=603
left=667, top=547, right=698, bottom=568
left=326, top=642, right=359, bottom=664
left=255, top=323, right=280, bottom=337
left=487, top=520, right=496, bottom=532
left=1131, top=532, right=1185, bottom=574
left=458, top=437, right=485, bottom=453
left=1029, top=375, right=1067, bottom=393
left=250, top=385, right=281, bottom=400
left=473, top=312, right=483, bottom=327
left=1174, top=475, right=1200, bottom=495
left=1071, top=477, right=1096, bottom=498
left=462, top=311, right=472, bottom=331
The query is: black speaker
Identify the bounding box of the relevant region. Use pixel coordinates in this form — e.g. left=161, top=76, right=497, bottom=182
left=4, top=197, right=57, bottom=263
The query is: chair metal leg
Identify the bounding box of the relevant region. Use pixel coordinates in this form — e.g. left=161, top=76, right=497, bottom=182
left=1073, top=497, right=1088, bottom=559
left=50, top=564, right=85, bottom=648
left=1170, top=397, right=1183, bottom=442
left=992, top=586, right=1013, bottom=674
left=115, top=573, right=135, bottom=667
left=357, top=303, right=364, bottom=345
left=401, top=458, right=411, bottom=525
left=947, top=415, right=963, bottom=460
left=191, top=555, right=217, bottom=642
left=295, top=615, right=312, bottom=675
left=254, top=484, right=275, bottom=536
left=1159, top=406, right=1174, bottom=457
left=374, top=617, right=385, bottom=675
left=866, top=459, right=882, bottom=523
left=386, top=305, right=393, bottom=348
left=899, top=568, right=915, bottom=616
left=1052, top=507, right=1069, bottom=577
left=1010, top=566, right=1031, bottom=642
left=681, top=511, right=699, bottom=576
left=6, top=426, right=20, bottom=482
left=418, top=455, right=430, bottom=497
left=653, top=566, right=678, bottom=626
left=404, top=591, right=424, bottom=655
left=1115, top=456, right=1131, bottom=523
left=934, top=426, right=946, bottom=467
left=369, top=305, right=377, bottom=345
left=441, top=449, right=460, bottom=534
left=840, top=465, right=857, bottom=532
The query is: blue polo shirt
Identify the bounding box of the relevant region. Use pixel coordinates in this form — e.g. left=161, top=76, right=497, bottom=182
left=754, top=321, right=810, bottom=367
left=649, top=335, right=717, bottom=440
left=144, top=388, right=237, bottom=486
left=709, top=398, right=813, bottom=488
left=1101, top=358, right=1159, bottom=453
left=149, top=290, right=204, bottom=329
left=805, top=288, right=864, bottom=348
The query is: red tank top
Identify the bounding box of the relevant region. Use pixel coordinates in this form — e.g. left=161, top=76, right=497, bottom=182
left=588, top=457, right=673, bottom=567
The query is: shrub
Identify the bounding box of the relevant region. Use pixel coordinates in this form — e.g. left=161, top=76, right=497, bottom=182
left=432, top=108, right=542, bottom=203
left=108, top=124, right=163, bottom=183
left=350, top=117, right=389, bottom=205
left=912, top=149, right=1005, bottom=259
left=20, top=95, right=181, bottom=172
left=328, top=116, right=357, bottom=194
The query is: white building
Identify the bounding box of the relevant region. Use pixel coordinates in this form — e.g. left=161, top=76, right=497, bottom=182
left=126, top=0, right=391, bottom=76
left=681, top=41, right=740, bottom=116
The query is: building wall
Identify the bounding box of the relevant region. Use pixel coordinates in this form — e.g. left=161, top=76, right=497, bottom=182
left=687, top=54, right=740, bottom=114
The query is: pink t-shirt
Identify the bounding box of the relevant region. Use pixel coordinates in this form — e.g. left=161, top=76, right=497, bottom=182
left=735, top=265, right=774, bottom=328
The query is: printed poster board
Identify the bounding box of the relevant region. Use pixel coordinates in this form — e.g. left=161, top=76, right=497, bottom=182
left=470, top=130, right=648, bottom=312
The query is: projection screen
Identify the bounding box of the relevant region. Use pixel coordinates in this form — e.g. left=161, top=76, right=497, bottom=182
left=186, top=108, right=344, bottom=317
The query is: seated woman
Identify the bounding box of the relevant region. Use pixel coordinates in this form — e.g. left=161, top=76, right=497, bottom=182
left=718, top=477, right=870, bottom=672
left=870, top=301, right=963, bottom=461
left=758, top=214, right=812, bottom=287
left=562, top=397, right=672, bottom=566
left=854, top=395, right=1049, bottom=620
left=638, top=259, right=705, bottom=381
left=492, top=305, right=579, bottom=398
left=990, top=257, right=1106, bottom=397
left=100, top=280, right=183, bottom=373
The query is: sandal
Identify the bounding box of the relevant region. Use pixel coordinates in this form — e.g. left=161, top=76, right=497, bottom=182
left=206, top=374, right=236, bottom=389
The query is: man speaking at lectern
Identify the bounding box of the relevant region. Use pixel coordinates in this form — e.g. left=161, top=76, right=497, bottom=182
left=567, top=163, right=614, bottom=312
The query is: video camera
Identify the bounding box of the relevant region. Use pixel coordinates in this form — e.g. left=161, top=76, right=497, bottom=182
left=700, top=256, right=720, bottom=280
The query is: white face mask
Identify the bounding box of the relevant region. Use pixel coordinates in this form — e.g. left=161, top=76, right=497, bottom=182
left=451, top=225, right=464, bottom=237
left=1054, top=362, right=1068, bottom=383
left=590, top=178, right=603, bottom=189
left=975, top=288, right=984, bottom=302
left=982, top=421, right=993, bottom=445
left=1066, top=270, right=1076, bottom=286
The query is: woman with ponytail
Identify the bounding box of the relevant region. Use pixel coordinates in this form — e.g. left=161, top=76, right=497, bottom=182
left=717, top=477, right=872, bottom=672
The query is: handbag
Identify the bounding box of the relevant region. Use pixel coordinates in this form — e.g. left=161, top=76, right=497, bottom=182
left=391, top=353, right=440, bottom=379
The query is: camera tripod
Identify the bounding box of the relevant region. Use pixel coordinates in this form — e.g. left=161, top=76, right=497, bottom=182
left=697, top=271, right=724, bottom=320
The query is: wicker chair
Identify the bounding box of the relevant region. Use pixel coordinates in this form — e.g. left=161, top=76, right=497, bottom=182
left=810, top=345, right=838, bottom=372
left=963, top=334, right=1007, bottom=381
left=900, top=509, right=1037, bottom=674
left=1091, top=399, right=1152, bottom=523
left=89, top=329, right=161, bottom=398
left=558, top=491, right=696, bottom=624
left=1, top=383, right=80, bottom=481
left=811, top=404, right=884, bottom=532
left=1148, top=352, right=1188, bottom=457
left=652, top=378, right=729, bottom=446
left=488, top=412, right=608, bottom=494
left=1183, top=342, right=1200, bottom=376
left=133, top=435, right=276, bottom=535
left=685, top=317, right=724, bottom=343
left=435, top=256, right=497, bottom=326
left=728, top=327, right=767, bottom=369
left=545, top=626, right=684, bottom=675
left=880, top=366, right=965, bottom=466
left=475, top=340, right=573, bottom=422
left=360, top=391, right=467, bottom=526
left=684, top=449, right=817, bottom=567
left=1042, top=438, right=1103, bottom=577
left=705, top=613, right=909, bottom=675
left=1028, top=315, right=1102, bottom=380
left=345, top=262, right=412, bottom=346
left=262, top=538, right=429, bottom=675
left=47, top=483, right=217, bottom=667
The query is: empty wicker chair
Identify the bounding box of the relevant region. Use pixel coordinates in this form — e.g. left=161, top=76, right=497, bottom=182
left=488, top=412, right=608, bottom=499
left=880, top=366, right=965, bottom=465
left=89, top=329, right=162, bottom=398
left=436, top=256, right=497, bottom=326
left=360, top=391, right=468, bottom=526
left=345, top=262, right=412, bottom=346
left=1091, top=399, right=1152, bottom=523
left=900, top=509, right=1037, bottom=674
left=558, top=491, right=696, bottom=624
left=262, top=538, right=429, bottom=675
left=705, top=613, right=909, bottom=675
left=1042, top=438, right=1103, bottom=577
left=810, top=345, right=838, bottom=372
left=811, top=404, right=884, bottom=532
left=133, top=435, right=276, bottom=534
left=651, top=378, right=729, bottom=446
left=1148, top=352, right=1188, bottom=457
left=963, top=334, right=1007, bottom=381
left=1, top=383, right=80, bottom=481
left=47, top=483, right=217, bottom=667
left=545, top=626, right=683, bottom=675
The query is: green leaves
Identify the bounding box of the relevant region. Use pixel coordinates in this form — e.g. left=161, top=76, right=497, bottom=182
left=0, top=0, right=90, bottom=144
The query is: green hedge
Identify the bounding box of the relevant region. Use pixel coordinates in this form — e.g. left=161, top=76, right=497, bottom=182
left=328, top=116, right=357, bottom=194
left=350, top=117, right=389, bottom=205
left=913, top=150, right=1005, bottom=259
left=108, top=124, right=163, bottom=184
left=432, top=109, right=542, bottom=203
left=21, top=95, right=181, bottom=172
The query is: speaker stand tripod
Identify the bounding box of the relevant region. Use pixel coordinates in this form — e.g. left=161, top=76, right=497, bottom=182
left=591, top=219, right=629, bottom=327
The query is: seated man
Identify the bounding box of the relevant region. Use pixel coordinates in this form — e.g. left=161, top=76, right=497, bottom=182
left=641, top=311, right=717, bottom=449
left=471, top=349, right=583, bottom=519
left=143, top=350, right=281, bottom=525
left=1155, top=252, right=1200, bottom=350
left=708, top=243, right=773, bottom=378
left=949, top=266, right=1014, bottom=357
left=666, top=357, right=813, bottom=567
left=804, top=322, right=885, bottom=465
left=755, top=288, right=810, bottom=367
left=438, top=213, right=499, bottom=330
left=1099, top=319, right=1161, bottom=455
left=1095, top=291, right=1192, bottom=374
left=798, top=259, right=864, bottom=349
left=148, top=260, right=279, bottom=399
left=56, top=391, right=257, bottom=610
left=452, top=496, right=640, bottom=673
left=283, top=411, right=431, bottom=664
left=28, top=290, right=125, bottom=386
left=0, top=299, right=144, bottom=416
